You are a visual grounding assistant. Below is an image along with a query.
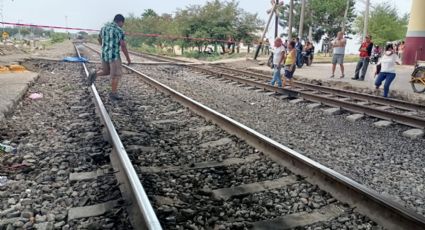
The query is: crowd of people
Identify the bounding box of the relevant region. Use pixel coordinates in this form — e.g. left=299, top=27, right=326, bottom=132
left=269, top=37, right=315, bottom=88
left=269, top=32, right=405, bottom=98
left=347, top=34, right=403, bottom=98
left=93, top=13, right=405, bottom=99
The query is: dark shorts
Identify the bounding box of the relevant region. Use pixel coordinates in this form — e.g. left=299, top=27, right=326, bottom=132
left=284, top=65, right=295, bottom=79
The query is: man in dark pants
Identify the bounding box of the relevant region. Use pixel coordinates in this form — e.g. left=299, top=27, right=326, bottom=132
left=295, top=37, right=303, bottom=67
left=352, top=35, right=373, bottom=81
left=89, top=14, right=131, bottom=100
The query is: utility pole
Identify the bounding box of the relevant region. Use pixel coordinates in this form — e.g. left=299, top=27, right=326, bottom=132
left=342, top=0, right=350, bottom=33
left=298, top=0, right=305, bottom=41
left=0, top=0, right=4, bottom=34
left=308, top=5, right=313, bottom=42
left=362, top=0, right=370, bottom=41
left=254, top=2, right=278, bottom=60
left=288, top=0, right=294, bottom=41
left=275, top=0, right=279, bottom=38
left=65, top=16, right=68, bottom=32
left=18, top=19, right=21, bottom=40
left=308, top=27, right=312, bottom=42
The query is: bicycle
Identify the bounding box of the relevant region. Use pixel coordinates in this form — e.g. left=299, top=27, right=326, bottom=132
left=411, top=61, right=425, bottom=93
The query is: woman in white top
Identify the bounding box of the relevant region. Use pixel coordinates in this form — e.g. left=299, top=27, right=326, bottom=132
left=375, top=44, right=401, bottom=98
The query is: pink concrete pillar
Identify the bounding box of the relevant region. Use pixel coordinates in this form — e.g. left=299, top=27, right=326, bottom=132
left=404, top=0, right=425, bottom=65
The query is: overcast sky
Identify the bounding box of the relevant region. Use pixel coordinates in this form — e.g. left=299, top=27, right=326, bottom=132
left=1, top=0, right=412, bottom=53
left=2, top=0, right=411, bottom=31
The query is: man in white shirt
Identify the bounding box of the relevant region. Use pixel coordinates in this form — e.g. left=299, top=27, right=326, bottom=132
left=330, top=32, right=346, bottom=78
left=270, top=37, right=285, bottom=88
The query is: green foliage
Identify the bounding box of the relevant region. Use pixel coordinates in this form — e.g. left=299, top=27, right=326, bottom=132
left=134, top=43, right=162, bottom=54
left=122, top=0, right=263, bottom=57
left=2, top=26, right=50, bottom=37
left=310, top=0, right=356, bottom=39
left=355, top=2, right=409, bottom=45
left=50, top=33, right=67, bottom=43
left=142, top=9, right=158, bottom=18
left=183, top=51, right=219, bottom=59
left=279, top=0, right=356, bottom=42
left=124, top=11, right=176, bottom=48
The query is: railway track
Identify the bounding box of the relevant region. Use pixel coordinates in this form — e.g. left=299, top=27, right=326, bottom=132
left=79, top=43, right=425, bottom=229
left=133, top=49, right=425, bottom=130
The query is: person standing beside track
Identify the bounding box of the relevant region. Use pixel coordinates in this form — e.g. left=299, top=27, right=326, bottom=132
left=330, top=31, right=346, bottom=78
left=283, top=41, right=297, bottom=88
left=89, top=14, right=131, bottom=100
left=295, top=37, right=303, bottom=68
left=352, top=35, right=373, bottom=81
left=270, top=37, right=285, bottom=88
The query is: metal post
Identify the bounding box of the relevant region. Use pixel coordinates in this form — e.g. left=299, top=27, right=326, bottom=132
left=0, top=0, right=4, bottom=34
left=298, top=0, right=305, bottom=41
left=308, top=26, right=312, bottom=42
left=18, top=19, right=21, bottom=40
left=342, top=0, right=350, bottom=33
left=309, top=6, right=313, bottom=42
left=254, top=3, right=277, bottom=60
left=275, top=0, right=279, bottom=38
left=65, top=15, right=68, bottom=34
left=362, top=0, right=369, bottom=40
left=288, top=0, right=294, bottom=41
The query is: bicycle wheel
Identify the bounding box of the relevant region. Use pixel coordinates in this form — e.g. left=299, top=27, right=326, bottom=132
left=411, top=66, right=425, bottom=93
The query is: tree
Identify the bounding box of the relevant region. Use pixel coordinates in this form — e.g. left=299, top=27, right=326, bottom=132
left=355, top=2, right=409, bottom=46
left=279, top=0, right=355, bottom=42
left=234, top=11, right=263, bottom=48
left=123, top=0, right=263, bottom=55
left=124, top=10, right=170, bottom=47
left=142, top=9, right=158, bottom=18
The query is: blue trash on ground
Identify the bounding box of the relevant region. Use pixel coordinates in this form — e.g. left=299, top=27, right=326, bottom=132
left=63, top=57, right=88, bottom=63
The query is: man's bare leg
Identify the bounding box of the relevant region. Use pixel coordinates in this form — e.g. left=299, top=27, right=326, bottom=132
left=111, top=77, right=119, bottom=94
left=340, top=64, right=345, bottom=78
left=109, top=76, right=123, bottom=100
left=331, top=64, right=336, bottom=77
left=96, top=69, right=109, bottom=77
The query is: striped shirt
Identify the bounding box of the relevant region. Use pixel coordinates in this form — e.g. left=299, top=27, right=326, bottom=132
left=100, top=22, right=125, bottom=62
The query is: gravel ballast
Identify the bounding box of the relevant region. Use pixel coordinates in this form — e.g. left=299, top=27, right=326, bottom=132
left=132, top=64, right=425, bottom=216
left=81, top=51, right=381, bottom=229
left=0, top=61, right=131, bottom=229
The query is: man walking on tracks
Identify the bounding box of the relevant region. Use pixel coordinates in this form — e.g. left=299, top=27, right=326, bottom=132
left=89, top=14, right=131, bottom=100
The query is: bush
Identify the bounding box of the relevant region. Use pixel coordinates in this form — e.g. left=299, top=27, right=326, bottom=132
left=183, top=51, right=219, bottom=60
left=133, top=44, right=160, bottom=54
left=50, top=33, right=67, bottom=43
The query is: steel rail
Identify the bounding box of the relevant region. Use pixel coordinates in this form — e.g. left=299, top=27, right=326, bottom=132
left=74, top=43, right=162, bottom=230
left=121, top=64, right=425, bottom=230
left=130, top=49, right=425, bottom=113
left=128, top=50, right=190, bottom=63
left=84, top=43, right=425, bottom=229
left=188, top=65, right=425, bottom=129
left=211, top=65, right=425, bottom=112
left=85, top=43, right=425, bottom=126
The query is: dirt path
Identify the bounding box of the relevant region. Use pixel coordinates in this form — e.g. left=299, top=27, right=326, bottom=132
left=0, top=40, right=75, bottom=65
